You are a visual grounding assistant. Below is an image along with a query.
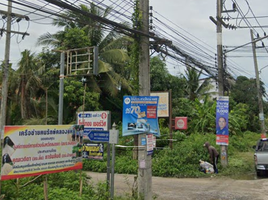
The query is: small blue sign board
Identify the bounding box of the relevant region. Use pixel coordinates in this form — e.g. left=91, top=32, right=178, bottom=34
left=78, top=113, right=92, bottom=118
left=86, top=129, right=109, bottom=142
left=141, top=137, right=146, bottom=145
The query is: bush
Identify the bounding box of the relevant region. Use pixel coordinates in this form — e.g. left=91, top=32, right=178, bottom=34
left=153, top=133, right=217, bottom=177
left=84, top=131, right=259, bottom=178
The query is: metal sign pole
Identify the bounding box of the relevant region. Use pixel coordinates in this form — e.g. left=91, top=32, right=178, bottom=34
left=109, top=123, right=119, bottom=199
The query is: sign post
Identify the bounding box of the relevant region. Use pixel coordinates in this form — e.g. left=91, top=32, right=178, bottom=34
left=77, top=111, right=111, bottom=190
left=109, top=123, right=119, bottom=199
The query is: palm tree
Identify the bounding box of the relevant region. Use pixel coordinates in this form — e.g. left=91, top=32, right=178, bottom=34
left=183, top=67, right=215, bottom=101
left=15, top=50, right=42, bottom=119
left=36, top=3, right=133, bottom=121
left=36, top=3, right=134, bottom=123
left=37, top=3, right=133, bottom=95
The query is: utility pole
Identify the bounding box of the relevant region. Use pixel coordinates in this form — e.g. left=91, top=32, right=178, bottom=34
left=217, top=0, right=224, bottom=100
left=216, top=0, right=228, bottom=167
left=0, top=3, right=29, bottom=144
left=0, top=0, right=12, bottom=147
left=250, top=29, right=266, bottom=136
left=58, top=52, right=65, bottom=125
left=138, top=0, right=152, bottom=199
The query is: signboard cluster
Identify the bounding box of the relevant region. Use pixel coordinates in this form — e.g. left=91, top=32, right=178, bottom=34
left=1, top=95, right=161, bottom=180
left=122, top=95, right=160, bottom=156
left=77, top=111, right=110, bottom=142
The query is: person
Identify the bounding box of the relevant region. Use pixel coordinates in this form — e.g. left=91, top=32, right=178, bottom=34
left=203, top=141, right=219, bottom=174
left=79, top=125, right=84, bottom=144
left=2, top=136, right=15, bottom=156
left=76, top=127, right=80, bottom=142
left=72, top=126, right=76, bottom=141
left=216, top=117, right=228, bottom=135
left=1, top=153, right=13, bottom=175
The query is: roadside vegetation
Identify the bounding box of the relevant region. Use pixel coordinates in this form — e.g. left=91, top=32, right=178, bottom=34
left=0, top=131, right=260, bottom=200
left=83, top=130, right=260, bottom=179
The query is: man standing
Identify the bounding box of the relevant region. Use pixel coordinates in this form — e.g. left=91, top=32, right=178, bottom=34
left=203, top=141, right=219, bottom=173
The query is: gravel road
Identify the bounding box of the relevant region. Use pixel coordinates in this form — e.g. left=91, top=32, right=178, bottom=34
left=86, top=172, right=268, bottom=200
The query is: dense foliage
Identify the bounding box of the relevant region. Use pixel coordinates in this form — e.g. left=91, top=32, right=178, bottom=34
left=229, top=76, right=268, bottom=132
left=83, top=129, right=260, bottom=178
left=1, top=170, right=113, bottom=200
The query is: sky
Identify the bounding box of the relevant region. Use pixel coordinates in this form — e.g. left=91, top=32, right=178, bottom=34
left=150, top=0, right=268, bottom=88
left=0, top=0, right=268, bottom=90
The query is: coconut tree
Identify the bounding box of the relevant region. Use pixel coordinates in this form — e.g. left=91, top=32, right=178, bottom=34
left=15, top=50, right=42, bottom=119
left=183, top=67, right=215, bottom=101
left=37, top=3, right=133, bottom=96
left=37, top=3, right=133, bottom=123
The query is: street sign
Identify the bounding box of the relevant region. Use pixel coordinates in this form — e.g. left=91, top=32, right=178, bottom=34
left=175, top=117, right=188, bottom=130
left=87, top=129, right=109, bottom=142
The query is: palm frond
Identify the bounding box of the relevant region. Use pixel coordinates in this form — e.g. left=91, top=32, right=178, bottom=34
left=101, top=36, right=132, bottom=52
left=98, top=60, right=112, bottom=73
left=36, top=31, right=65, bottom=47
left=100, top=73, right=118, bottom=97
left=100, top=49, right=129, bottom=64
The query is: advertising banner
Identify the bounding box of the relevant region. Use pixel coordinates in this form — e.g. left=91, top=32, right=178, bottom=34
left=122, top=96, right=160, bottom=137
left=77, top=111, right=110, bottom=142
left=82, top=143, right=104, bottom=160
left=216, top=96, right=229, bottom=145
left=150, top=92, right=169, bottom=117
left=1, top=125, right=83, bottom=180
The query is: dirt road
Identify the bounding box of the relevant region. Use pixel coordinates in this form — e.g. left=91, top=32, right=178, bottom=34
left=86, top=172, right=268, bottom=200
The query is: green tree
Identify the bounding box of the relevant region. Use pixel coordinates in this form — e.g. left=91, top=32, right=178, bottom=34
left=187, top=97, right=216, bottom=134
left=37, top=3, right=133, bottom=117
left=36, top=3, right=134, bottom=123
left=228, top=103, right=250, bottom=135
left=183, top=67, right=214, bottom=101
left=37, top=3, right=132, bottom=95
left=150, top=56, right=185, bottom=98
left=230, top=76, right=267, bottom=132
left=150, top=56, right=170, bottom=91
left=15, top=50, right=42, bottom=120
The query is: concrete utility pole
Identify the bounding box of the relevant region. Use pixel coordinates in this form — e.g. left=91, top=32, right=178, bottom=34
left=216, top=0, right=228, bottom=167
left=250, top=29, right=266, bottom=136
left=0, top=4, right=29, bottom=144
left=138, top=0, right=152, bottom=199
left=0, top=0, right=12, bottom=146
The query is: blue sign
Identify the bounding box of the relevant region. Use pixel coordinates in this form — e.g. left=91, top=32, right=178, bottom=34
left=141, top=137, right=146, bottom=145
left=85, top=129, right=109, bottom=142
left=122, top=96, right=160, bottom=137
left=78, top=113, right=92, bottom=118
left=216, top=96, right=229, bottom=146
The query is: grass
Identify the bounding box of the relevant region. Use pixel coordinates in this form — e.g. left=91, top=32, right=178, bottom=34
left=219, top=152, right=256, bottom=179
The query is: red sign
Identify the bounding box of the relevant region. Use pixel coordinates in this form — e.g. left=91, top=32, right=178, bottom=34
left=147, top=106, right=157, bottom=118
left=216, top=135, right=229, bottom=145
left=175, top=117, right=187, bottom=130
